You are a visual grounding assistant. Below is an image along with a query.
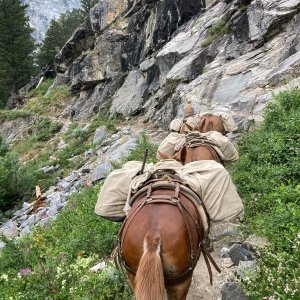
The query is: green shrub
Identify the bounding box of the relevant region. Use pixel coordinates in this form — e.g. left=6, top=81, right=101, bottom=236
left=0, top=185, right=132, bottom=299
left=27, top=79, right=55, bottom=98
left=0, top=110, right=32, bottom=123
left=25, top=84, right=71, bottom=115
left=232, top=88, right=300, bottom=299
left=201, top=19, right=230, bottom=47
left=0, top=152, right=21, bottom=211
left=0, top=142, right=59, bottom=221
left=33, top=118, right=63, bottom=142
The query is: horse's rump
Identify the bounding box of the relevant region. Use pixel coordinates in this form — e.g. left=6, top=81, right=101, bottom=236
left=179, top=114, right=226, bottom=135
left=174, top=132, right=223, bottom=164
left=119, top=184, right=205, bottom=281
left=197, top=114, right=226, bottom=135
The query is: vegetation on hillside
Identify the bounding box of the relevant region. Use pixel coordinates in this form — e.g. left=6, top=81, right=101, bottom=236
left=232, top=88, right=300, bottom=299
left=37, top=10, right=84, bottom=67
left=0, top=0, right=36, bottom=107
left=0, top=81, right=123, bottom=222
left=0, top=134, right=158, bottom=299
left=201, top=19, right=230, bottom=48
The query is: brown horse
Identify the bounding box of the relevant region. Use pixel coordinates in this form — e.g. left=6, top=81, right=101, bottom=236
left=179, top=114, right=226, bottom=135
left=174, top=133, right=222, bottom=165
left=197, top=114, right=226, bottom=135
left=117, top=181, right=219, bottom=300
left=116, top=119, right=222, bottom=299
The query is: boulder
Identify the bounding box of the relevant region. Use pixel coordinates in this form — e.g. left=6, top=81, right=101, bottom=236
left=92, top=163, right=112, bottom=182
left=0, top=220, right=19, bottom=239
left=93, top=127, right=107, bottom=145
left=229, top=243, right=254, bottom=266
left=221, top=283, right=249, bottom=300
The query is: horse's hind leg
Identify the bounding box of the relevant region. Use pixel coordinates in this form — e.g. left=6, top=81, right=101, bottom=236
left=165, top=275, right=192, bottom=300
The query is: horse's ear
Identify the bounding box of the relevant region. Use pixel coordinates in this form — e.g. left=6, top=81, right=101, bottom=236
left=198, top=117, right=206, bottom=132
left=185, top=100, right=194, bottom=117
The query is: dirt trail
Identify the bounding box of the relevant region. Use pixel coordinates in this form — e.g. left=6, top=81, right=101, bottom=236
left=187, top=253, right=222, bottom=300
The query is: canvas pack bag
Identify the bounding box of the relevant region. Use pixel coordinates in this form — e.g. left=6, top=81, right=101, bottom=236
left=180, top=160, right=244, bottom=221
left=156, top=132, right=184, bottom=159
left=157, top=131, right=239, bottom=162
left=95, top=159, right=243, bottom=224
left=95, top=161, right=148, bottom=220
left=200, top=112, right=238, bottom=133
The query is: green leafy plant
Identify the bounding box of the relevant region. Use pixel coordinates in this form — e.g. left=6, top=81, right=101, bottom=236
left=0, top=110, right=32, bottom=123
left=0, top=184, right=132, bottom=299
left=232, top=88, right=300, bottom=299
left=201, top=19, right=230, bottom=48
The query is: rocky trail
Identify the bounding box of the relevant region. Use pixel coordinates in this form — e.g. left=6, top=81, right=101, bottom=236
left=0, top=117, right=262, bottom=299
left=1, top=0, right=299, bottom=297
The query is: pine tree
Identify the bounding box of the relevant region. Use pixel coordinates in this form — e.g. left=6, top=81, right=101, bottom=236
left=80, top=0, right=98, bottom=16
left=0, top=0, right=35, bottom=107
left=37, top=9, right=83, bottom=68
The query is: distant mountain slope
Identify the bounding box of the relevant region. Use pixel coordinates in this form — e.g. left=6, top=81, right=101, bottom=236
left=25, top=0, right=81, bottom=42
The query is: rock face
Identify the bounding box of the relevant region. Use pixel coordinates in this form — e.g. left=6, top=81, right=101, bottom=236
left=0, top=115, right=39, bottom=143
left=25, top=0, right=81, bottom=42
left=52, top=0, right=205, bottom=119
left=42, top=0, right=300, bottom=129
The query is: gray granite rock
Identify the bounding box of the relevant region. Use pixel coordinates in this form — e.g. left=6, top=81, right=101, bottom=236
left=107, top=137, right=137, bottom=162
left=0, top=220, right=19, bottom=239
left=229, top=243, right=254, bottom=266
left=48, top=207, right=58, bottom=218
left=47, top=192, right=62, bottom=206
left=237, top=260, right=256, bottom=280
left=0, top=240, right=6, bottom=250
left=243, top=235, right=268, bottom=252
left=221, top=283, right=249, bottom=300
left=39, top=165, right=55, bottom=173
left=20, top=226, right=31, bottom=237
left=110, top=70, right=148, bottom=116
left=92, top=162, right=112, bottom=182
left=93, top=127, right=107, bottom=145
left=14, top=207, right=30, bottom=217
left=20, top=215, right=36, bottom=229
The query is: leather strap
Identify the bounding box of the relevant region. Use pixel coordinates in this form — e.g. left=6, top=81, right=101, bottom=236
left=116, top=183, right=221, bottom=284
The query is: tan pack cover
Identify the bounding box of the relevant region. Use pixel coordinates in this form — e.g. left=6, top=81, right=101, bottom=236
left=125, top=159, right=243, bottom=222
left=95, top=161, right=145, bottom=219
left=156, top=132, right=183, bottom=160
left=169, top=118, right=183, bottom=132
left=181, top=160, right=244, bottom=221
left=157, top=131, right=239, bottom=162
left=95, top=159, right=243, bottom=224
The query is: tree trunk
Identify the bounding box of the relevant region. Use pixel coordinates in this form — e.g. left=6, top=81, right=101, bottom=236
left=11, top=80, right=20, bottom=97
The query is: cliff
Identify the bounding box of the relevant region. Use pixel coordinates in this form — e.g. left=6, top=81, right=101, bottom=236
left=42, top=0, right=300, bottom=128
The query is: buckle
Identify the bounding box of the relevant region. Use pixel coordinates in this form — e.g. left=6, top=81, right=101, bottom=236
left=170, top=197, right=180, bottom=203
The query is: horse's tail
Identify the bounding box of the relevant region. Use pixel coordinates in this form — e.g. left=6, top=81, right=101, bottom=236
left=134, top=232, right=164, bottom=300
